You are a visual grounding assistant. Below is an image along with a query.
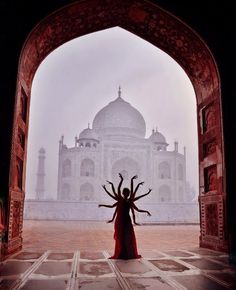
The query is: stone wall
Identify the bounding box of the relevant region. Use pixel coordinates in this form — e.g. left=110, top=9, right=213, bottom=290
left=24, top=199, right=199, bottom=223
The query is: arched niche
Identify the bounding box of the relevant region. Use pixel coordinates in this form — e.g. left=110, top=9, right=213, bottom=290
left=80, top=158, right=95, bottom=177
left=112, top=157, right=140, bottom=183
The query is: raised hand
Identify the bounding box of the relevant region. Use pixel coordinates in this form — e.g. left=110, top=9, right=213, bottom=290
left=132, top=175, right=138, bottom=179
left=118, top=173, right=123, bottom=179
left=147, top=211, right=151, bottom=216
left=148, top=188, right=152, bottom=192
left=107, top=220, right=113, bottom=223
left=140, top=181, right=144, bottom=185
left=106, top=180, right=112, bottom=185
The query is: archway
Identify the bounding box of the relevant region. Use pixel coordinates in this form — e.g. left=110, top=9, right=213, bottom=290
left=2, top=0, right=226, bottom=259
left=112, top=157, right=140, bottom=185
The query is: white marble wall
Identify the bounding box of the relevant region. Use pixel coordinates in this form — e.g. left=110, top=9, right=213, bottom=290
left=24, top=200, right=199, bottom=223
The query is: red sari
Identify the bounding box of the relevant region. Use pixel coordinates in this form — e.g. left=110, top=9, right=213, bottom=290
left=110, top=198, right=141, bottom=259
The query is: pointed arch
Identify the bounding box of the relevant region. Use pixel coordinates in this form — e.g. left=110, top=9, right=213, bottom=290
left=159, top=161, right=171, bottom=179
left=159, top=185, right=172, bottom=202
left=62, top=159, right=72, bottom=177
left=80, top=158, right=95, bottom=177
left=3, top=0, right=227, bottom=258
left=112, top=157, right=140, bottom=182
left=80, top=183, right=94, bottom=201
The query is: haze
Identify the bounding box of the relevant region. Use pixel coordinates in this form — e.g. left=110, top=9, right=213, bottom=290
left=25, top=27, right=198, bottom=199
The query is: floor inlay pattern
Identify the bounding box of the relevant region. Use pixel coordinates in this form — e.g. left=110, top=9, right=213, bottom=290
left=1, top=248, right=235, bottom=289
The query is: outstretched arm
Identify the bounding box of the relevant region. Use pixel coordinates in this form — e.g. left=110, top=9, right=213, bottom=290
left=131, top=207, right=140, bottom=225
left=102, top=185, right=118, bottom=200
left=132, top=203, right=151, bottom=216
left=117, top=173, right=123, bottom=197
left=131, top=181, right=144, bottom=199
left=107, top=207, right=118, bottom=223
left=133, top=188, right=152, bottom=201
left=130, top=175, right=138, bottom=197
left=98, top=202, right=118, bottom=208
left=106, top=181, right=118, bottom=197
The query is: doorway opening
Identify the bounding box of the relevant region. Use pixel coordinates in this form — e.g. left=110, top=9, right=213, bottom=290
left=2, top=0, right=227, bottom=260
left=23, top=27, right=199, bottom=252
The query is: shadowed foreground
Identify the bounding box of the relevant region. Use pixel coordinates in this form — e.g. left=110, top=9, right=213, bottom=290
left=1, top=221, right=235, bottom=289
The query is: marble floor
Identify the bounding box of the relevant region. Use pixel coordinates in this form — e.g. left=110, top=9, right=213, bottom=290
left=1, top=222, right=235, bottom=289
left=1, top=248, right=236, bottom=289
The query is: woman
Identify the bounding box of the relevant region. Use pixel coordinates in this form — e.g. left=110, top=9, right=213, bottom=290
left=99, top=173, right=152, bottom=259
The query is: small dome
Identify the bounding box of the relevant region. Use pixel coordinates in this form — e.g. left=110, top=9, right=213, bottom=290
left=92, top=89, right=146, bottom=138
left=39, top=147, right=45, bottom=154
left=79, top=127, right=99, bottom=140
left=149, top=129, right=168, bottom=144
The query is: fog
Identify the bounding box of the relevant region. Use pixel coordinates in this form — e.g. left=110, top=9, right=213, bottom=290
left=26, top=27, right=198, bottom=200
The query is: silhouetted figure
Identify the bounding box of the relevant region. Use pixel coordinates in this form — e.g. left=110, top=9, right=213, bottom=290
left=99, top=173, right=152, bottom=259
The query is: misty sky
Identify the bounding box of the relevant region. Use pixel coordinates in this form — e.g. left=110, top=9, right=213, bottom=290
left=25, top=27, right=198, bottom=199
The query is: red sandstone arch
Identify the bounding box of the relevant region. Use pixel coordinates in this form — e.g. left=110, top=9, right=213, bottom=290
left=2, top=0, right=227, bottom=258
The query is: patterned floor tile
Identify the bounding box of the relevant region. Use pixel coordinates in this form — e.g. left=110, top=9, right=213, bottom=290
left=150, top=259, right=189, bottom=272
left=173, top=274, right=228, bottom=290
left=140, top=250, right=165, bottom=259
left=181, top=258, right=227, bottom=270
left=20, top=279, right=68, bottom=290
left=114, top=259, right=150, bottom=274
left=78, top=278, right=122, bottom=289
left=13, top=252, right=43, bottom=260
left=0, top=261, right=33, bottom=276
left=47, top=252, right=74, bottom=260
left=164, top=250, right=194, bottom=257
left=79, top=261, right=112, bottom=276
left=127, top=277, right=175, bottom=289
left=0, top=248, right=234, bottom=290
left=187, top=248, right=221, bottom=256
left=34, top=262, right=72, bottom=275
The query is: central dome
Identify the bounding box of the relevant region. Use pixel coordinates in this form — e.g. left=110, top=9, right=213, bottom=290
left=92, top=91, right=146, bottom=138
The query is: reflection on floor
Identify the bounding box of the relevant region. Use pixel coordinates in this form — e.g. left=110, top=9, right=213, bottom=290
left=1, top=248, right=236, bottom=289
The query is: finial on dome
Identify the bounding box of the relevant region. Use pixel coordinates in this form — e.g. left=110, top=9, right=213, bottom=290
left=118, top=86, right=121, bottom=98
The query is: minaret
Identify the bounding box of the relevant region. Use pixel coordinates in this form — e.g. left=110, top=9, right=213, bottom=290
left=117, top=85, right=122, bottom=100
left=118, top=85, right=121, bottom=97
left=35, top=147, right=46, bottom=200
left=174, top=141, right=178, bottom=152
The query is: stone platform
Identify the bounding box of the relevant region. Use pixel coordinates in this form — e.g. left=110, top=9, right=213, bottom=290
left=23, top=200, right=199, bottom=223
left=1, top=248, right=235, bottom=289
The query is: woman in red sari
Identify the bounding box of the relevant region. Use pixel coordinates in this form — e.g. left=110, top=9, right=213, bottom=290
left=99, top=173, right=152, bottom=259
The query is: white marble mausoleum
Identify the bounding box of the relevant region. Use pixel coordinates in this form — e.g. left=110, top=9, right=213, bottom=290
left=24, top=88, right=199, bottom=223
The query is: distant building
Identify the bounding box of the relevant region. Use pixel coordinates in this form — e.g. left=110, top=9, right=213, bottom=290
left=57, top=88, right=191, bottom=204
left=35, top=147, right=46, bottom=200
left=24, top=88, right=198, bottom=223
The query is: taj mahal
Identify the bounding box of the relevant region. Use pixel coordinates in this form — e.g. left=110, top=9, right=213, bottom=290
left=24, top=88, right=198, bottom=223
